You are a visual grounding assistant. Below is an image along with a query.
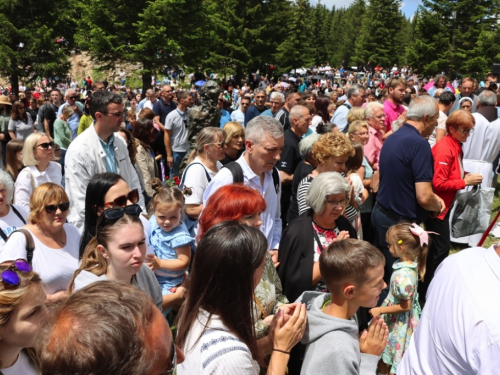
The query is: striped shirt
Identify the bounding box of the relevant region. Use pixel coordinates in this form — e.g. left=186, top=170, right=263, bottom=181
left=178, top=310, right=259, bottom=375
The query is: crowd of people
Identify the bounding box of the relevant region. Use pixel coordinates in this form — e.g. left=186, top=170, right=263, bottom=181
left=0, top=67, right=499, bottom=374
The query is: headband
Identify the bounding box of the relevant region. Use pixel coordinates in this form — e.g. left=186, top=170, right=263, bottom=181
left=408, top=223, right=438, bottom=247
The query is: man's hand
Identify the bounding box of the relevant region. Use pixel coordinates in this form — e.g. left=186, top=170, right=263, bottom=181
left=166, top=156, right=174, bottom=168
left=269, top=250, right=279, bottom=267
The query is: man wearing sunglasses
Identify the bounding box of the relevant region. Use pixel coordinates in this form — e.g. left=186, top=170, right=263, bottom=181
left=57, top=88, right=84, bottom=140
left=65, top=90, right=145, bottom=230
left=38, top=282, right=184, bottom=375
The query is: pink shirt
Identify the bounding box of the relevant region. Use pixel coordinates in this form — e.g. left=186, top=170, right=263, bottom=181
left=383, top=99, right=405, bottom=132
left=364, top=126, right=383, bottom=169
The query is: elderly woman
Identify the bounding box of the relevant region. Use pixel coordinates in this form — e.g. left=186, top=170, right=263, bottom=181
left=459, top=97, right=473, bottom=111
left=14, top=133, right=62, bottom=211
left=180, top=127, right=225, bottom=235
left=363, top=102, right=386, bottom=170
left=221, top=121, right=244, bottom=165
left=278, top=172, right=357, bottom=302
left=0, top=170, right=29, bottom=247
left=0, top=183, right=80, bottom=303
left=422, top=110, right=483, bottom=296
left=294, top=132, right=356, bottom=221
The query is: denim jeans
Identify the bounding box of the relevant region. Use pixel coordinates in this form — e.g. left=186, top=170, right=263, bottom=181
left=171, top=151, right=186, bottom=177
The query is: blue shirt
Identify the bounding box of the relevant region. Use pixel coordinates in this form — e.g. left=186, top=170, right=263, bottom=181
left=377, top=123, right=434, bottom=222
left=244, top=105, right=269, bottom=126
left=220, top=109, right=231, bottom=128
left=58, top=102, right=83, bottom=140
left=98, top=134, right=117, bottom=174
left=153, top=98, right=177, bottom=126
left=259, top=109, right=274, bottom=117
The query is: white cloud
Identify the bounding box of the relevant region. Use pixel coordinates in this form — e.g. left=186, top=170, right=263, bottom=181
left=312, top=0, right=356, bottom=8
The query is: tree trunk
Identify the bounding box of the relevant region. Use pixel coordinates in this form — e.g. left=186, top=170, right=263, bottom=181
left=10, top=73, right=19, bottom=98
left=141, top=62, right=152, bottom=94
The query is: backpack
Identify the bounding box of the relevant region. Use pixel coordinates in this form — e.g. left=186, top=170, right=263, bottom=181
left=4, top=229, right=35, bottom=265
left=223, top=161, right=280, bottom=195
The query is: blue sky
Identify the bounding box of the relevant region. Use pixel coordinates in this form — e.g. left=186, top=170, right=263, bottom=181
left=312, top=0, right=422, bottom=18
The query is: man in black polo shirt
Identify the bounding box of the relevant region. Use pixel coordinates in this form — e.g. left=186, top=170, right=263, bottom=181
left=278, top=105, right=311, bottom=226
left=372, top=95, right=445, bottom=302
left=152, top=85, right=177, bottom=171
left=275, top=90, right=301, bottom=131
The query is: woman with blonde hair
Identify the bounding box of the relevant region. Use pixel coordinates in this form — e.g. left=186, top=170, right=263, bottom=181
left=0, top=183, right=80, bottom=303
left=180, top=127, right=225, bottom=235
left=0, top=263, right=46, bottom=374
left=221, top=121, right=244, bottom=165
left=13, top=133, right=62, bottom=211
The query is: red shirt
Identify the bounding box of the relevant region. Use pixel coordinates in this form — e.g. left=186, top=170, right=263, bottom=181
left=432, top=134, right=466, bottom=220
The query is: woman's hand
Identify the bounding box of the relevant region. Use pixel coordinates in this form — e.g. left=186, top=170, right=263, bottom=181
left=146, top=254, right=159, bottom=270
left=263, top=314, right=274, bottom=326
left=359, top=316, right=388, bottom=356
left=271, top=303, right=307, bottom=353
left=46, top=290, right=69, bottom=304
left=335, top=230, right=350, bottom=241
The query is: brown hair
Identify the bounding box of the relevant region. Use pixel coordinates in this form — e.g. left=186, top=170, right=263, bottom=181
left=311, top=132, right=355, bottom=165
left=118, top=127, right=137, bottom=165
left=38, top=282, right=157, bottom=375
left=386, top=77, right=407, bottom=90
left=186, top=127, right=225, bottom=165
left=386, top=222, right=429, bottom=281
left=28, top=183, right=69, bottom=224
left=68, top=214, right=143, bottom=292
left=5, top=139, right=24, bottom=181
left=445, top=109, right=475, bottom=133
left=138, top=107, right=155, bottom=121
left=320, top=239, right=385, bottom=295
left=149, top=178, right=191, bottom=214
left=10, top=101, right=27, bottom=122
left=345, top=142, right=364, bottom=174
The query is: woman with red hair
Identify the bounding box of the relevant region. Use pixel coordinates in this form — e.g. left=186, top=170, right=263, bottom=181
left=199, top=184, right=290, bottom=361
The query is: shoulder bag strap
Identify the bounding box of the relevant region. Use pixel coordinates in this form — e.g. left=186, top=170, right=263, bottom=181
left=5, top=229, right=35, bottom=265
left=10, top=205, right=26, bottom=224
left=223, top=161, right=244, bottom=183
left=179, top=162, right=211, bottom=189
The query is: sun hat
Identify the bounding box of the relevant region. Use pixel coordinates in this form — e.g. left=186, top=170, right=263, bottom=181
left=0, top=95, right=12, bottom=106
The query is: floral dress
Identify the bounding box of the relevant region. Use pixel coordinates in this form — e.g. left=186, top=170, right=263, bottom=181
left=312, top=222, right=340, bottom=293
left=380, top=261, right=421, bottom=374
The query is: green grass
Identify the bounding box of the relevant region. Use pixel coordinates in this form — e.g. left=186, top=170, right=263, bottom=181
left=449, top=175, right=500, bottom=254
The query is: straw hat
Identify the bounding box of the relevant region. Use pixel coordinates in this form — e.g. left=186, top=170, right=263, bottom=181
left=0, top=95, right=11, bottom=106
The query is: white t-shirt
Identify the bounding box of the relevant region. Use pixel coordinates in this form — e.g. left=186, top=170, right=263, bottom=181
left=0, top=205, right=29, bottom=247
left=310, top=115, right=324, bottom=133
left=1, top=351, right=36, bottom=375
left=178, top=309, right=259, bottom=375
left=0, top=224, right=80, bottom=294
left=14, top=162, right=63, bottom=211
left=183, top=158, right=221, bottom=206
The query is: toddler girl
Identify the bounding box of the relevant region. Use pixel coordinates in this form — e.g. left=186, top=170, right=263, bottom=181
left=147, top=178, right=194, bottom=315
left=370, top=222, right=432, bottom=375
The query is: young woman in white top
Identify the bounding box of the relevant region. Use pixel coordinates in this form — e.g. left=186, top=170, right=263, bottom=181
left=180, top=127, right=225, bottom=235
left=14, top=133, right=62, bottom=211
left=177, top=222, right=306, bottom=375
left=0, top=183, right=80, bottom=303
left=0, top=170, right=29, bottom=247
left=0, top=261, right=47, bottom=375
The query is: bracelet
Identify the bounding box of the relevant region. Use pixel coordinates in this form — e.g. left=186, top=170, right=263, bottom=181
left=273, top=348, right=290, bottom=355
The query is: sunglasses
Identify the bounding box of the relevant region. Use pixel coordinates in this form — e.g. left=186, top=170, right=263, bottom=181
left=103, top=189, right=139, bottom=208
left=45, top=202, right=70, bottom=214
left=160, top=341, right=177, bottom=375
left=1, top=259, right=31, bottom=288
left=69, top=96, right=79, bottom=100
left=97, top=204, right=142, bottom=234
left=36, top=141, right=55, bottom=150
left=211, top=141, right=225, bottom=148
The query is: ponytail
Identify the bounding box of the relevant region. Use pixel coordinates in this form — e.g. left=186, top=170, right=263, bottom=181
left=150, top=177, right=192, bottom=214
left=416, top=243, right=429, bottom=282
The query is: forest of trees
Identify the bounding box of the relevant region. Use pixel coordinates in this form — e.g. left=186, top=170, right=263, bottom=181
left=1, top=0, right=500, bottom=93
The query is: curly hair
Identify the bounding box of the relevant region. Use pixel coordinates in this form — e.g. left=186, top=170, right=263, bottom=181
left=311, top=132, right=355, bottom=165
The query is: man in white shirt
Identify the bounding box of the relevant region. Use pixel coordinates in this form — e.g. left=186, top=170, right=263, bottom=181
left=332, top=84, right=365, bottom=133
left=399, top=245, right=500, bottom=374
left=203, top=116, right=284, bottom=255
left=144, top=90, right=158, bottom=110
left=165, top=90, right=193, bottom=177
left=230, top=95, right=250, bottom=126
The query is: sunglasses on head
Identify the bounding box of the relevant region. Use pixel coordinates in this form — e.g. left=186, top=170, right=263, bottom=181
left=97, top=204, right=142, bottom=234
left=45, top=202, right=70, bottom=214
left=103, top=189, right=139, bottom=208
left=1, top=259, right=31, bottom=288
left=36, top=141, right=55, bottom=150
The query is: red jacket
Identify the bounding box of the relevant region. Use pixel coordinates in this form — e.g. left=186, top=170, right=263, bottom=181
left=432, top=134, right=466, bottom=220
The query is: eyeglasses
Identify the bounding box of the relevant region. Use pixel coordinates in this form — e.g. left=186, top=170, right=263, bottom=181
left=69, top=96, right=78, bottom=100
left=106, top=112, right=124, bottom=119
left=103, top=189, right=140, bottom=208
left=457, top=127, right=474, bottom=135
left=160, top=341, right=177, bottom=375
left=354, top=131, right=368, bottom=137
left=35, top=141, right=55, bottom=150
left=1, top=259, right=31, bottom=288
left=325, top=197, right=348, bottom=207
left=97, top=204, right=142, bottom=234
left=162, top=90, right=172, bottom=94
left=45, top=202, right=70, bottom=214
left=211, top=140, right=225, bottom=148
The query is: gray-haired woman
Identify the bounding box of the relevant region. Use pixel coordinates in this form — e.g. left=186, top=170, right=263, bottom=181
left=180, top=127, right=226, bottom=235
left=0, top=170, right=29, bottom=247
left=278, top=172, right=357, bottom=303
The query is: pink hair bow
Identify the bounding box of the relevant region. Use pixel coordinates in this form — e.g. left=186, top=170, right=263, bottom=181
left=409, top=223, right=438, bottom=247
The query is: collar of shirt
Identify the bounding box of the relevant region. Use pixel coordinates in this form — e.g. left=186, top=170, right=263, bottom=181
left=238, top=153, right=273, bottom=190
left=385, top=99, right=401, bottom=112
left=98, top=133, right=115, bottom=148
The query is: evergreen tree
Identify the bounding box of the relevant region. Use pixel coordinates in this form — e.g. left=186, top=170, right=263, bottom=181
left=354, top=0, right=404, bottom=67
left=0, top=0, right=76, bottom=96
left=275, top=0, right=315, bottom=74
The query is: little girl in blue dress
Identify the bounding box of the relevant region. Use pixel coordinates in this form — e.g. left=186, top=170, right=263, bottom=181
left=147, top=178, right=194, bottom=315
left=369, top=222, right=433, bottom=375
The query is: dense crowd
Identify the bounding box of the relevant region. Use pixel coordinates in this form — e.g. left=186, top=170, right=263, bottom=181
left=0, top=65, right=499, bottom=374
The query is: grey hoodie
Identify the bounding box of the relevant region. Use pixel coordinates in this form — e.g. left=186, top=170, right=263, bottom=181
left=297, top=291, right=379, bottom=375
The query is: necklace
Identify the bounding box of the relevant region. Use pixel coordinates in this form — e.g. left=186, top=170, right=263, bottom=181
left=37, top=224, right=66, bottom=246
